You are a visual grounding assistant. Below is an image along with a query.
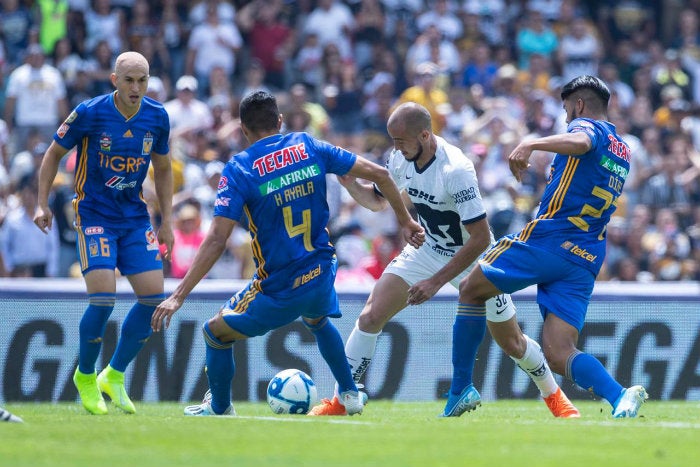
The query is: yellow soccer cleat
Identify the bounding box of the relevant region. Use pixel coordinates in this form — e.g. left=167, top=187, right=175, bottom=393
left=97, top=365, right=136, bottom=414
left=73, top=367, right=108, bottom=415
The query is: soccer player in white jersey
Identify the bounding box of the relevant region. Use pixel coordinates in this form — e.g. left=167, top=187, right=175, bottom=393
left=310, top=102, right=579, bottom=417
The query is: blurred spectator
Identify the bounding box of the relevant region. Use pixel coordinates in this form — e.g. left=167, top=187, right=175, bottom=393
left=643, top=208, right=692, bottom=281
left=3, top=44, right=68, bottom=155
left=36, top=0, right=69, bottom=55
left=82, top=39, right=116, bottom=96
left=599, top=61, right=635, bottom=110
left=164, top=75, right=214, bottom=141
left=188, top=0, right=236, bottom=26
left=393, top=61, right=449, bottom=134
left=293, top=32, right=324, bottom=93
left=162, top=201, right=206, bottom=279
left=185, top=2, right=243, bottom=97
left=515, top=9, right=558, bottom=70
left=357, top=232, right=402, bottom=280
left=639, top=135, right=693, bottom=217
left=322, top=58, right=365, bottom=154
left=350, top=0, right=386, bottom=69
left=51, top=37, right=85, bottom=88
left=651, top=49, right=694, bottom=107
left=460, top=41, right=498, bottom=96
left=84, top=0, right=125, bottom=54
left=557, top=16, right=603, bottom=83
left=158, top=0, right=188, bottom=83
left=0, top=0, right=33, bottom=67
left=286, top=83, right=331, bottom=139
left=0, top=174, right=59, bottom=277
left=236, top=0, right=295, bottom=91
left=416, top=0, right=462, bottom=41
left=302, top=0, right=355, bottom=60
left=404, top=24, right=460, bottom=82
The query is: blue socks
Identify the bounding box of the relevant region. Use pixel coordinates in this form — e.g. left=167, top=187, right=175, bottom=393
left=305, top=317, right=356, bottom=394
left=110, top=294, right=163, bottom=372
left=569, top=352, right=623, bottom=405
left=78, top=293, right=116, bottom=374
left=451, top=304, right=486, bottom=395
left=202, top=322, right=235, bottom=414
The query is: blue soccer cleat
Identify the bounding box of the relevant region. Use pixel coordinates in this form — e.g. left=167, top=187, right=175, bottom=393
left=612, top=385, right=648, bottom=418
left=440, top=384, right=481, bottom=417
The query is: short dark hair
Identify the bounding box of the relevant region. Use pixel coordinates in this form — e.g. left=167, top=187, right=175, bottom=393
left=560, top=75, right=611, bottom=107
left=239, top=91, right=279, bottom=133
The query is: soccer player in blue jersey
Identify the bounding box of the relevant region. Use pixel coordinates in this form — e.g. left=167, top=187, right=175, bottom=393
left=458, top=75, right=648, bottom=418
left=150, top=90, right=424, bottom=416
left=34, top=51, right=174, bottom=415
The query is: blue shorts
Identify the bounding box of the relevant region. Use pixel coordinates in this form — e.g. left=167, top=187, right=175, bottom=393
left=479, top=235, right=595, bottom=331
left=219, top=257, right=341, bottom=337
left=75, top=220, right=162, bottom=276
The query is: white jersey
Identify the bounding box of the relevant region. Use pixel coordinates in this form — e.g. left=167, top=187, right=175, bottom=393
left=386, top=136, right=490, bottom=258
left=381, top=136, right=515, bottom=322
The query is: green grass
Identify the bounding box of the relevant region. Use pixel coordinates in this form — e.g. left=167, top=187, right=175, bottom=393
left=0, top=400, right=697, bottom=467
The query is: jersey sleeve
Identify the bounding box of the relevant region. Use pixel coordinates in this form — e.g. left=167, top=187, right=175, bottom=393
left=567, top=118, right=599, bottom=154
left=306, top=136, right=357, bottom=176
left=54, top=104, right=89, bottom=150
left=152, top=108, right=171, bottom=155
left=213, top=163, right=245, bottom=221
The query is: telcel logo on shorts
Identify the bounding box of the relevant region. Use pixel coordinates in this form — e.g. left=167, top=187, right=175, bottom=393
left=561, top=241, right=597, bottom=262
left=293, top=264, right=322, bottom=288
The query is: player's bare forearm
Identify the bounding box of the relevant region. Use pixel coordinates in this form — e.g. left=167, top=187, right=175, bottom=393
left=527, top=132, right=592, bottom=157
left=151, top=153, right=174, bottom=225
left=338, top=175, right=387, bottom=212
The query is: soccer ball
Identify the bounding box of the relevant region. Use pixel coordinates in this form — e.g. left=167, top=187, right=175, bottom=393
left=266, top=369, right=318, bottom=414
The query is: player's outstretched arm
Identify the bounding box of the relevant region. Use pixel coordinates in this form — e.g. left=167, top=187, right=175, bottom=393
left=33, top=141, right=70, bottom=234
left=508, top=132, right=591, bottom=182
left=151, top=216, right=236, bottom=332
left=346, top=156, right=424, bottom=248
left=336, top=174, right=388, bottom=212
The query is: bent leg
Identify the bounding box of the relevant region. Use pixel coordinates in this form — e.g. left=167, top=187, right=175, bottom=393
left=345, top=273, right=409, bottom=385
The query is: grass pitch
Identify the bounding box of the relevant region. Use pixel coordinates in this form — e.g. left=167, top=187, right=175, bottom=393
left=0, top=400, right=697, bottom=467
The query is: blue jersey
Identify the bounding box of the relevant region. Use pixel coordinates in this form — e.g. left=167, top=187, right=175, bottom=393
left=215, top=132, right=356, bottom=295
left=517, top=118, right=630, bottom=274
left=54, top=92, right=170, bottom=227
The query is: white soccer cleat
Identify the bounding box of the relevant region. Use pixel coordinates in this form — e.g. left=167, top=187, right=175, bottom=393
left=0, top=407, right=23, bottom=423
left=339, top=389, right=368, bottom=416
left=184, top=389, right=236, bottom=416
left=612, top=385, right=648, bottom=418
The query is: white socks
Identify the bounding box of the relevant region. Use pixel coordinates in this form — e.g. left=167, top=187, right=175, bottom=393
left=335, top=320, right=380, bottom=397
left=511, top=335, right=558, bottom=397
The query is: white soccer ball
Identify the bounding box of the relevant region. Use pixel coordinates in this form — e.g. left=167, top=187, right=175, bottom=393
left=266, top=369, right=318, bottom=414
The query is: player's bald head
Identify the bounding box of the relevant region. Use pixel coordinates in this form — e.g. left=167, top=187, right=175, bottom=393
left=114, top=51, right=149, bottom=77
left=388, top=102, right=432, bottom=135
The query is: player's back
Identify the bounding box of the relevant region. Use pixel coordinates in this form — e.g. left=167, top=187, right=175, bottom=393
left=215, top=132, right=356, bottom=295
left=520, top=118, right=630, bottom=273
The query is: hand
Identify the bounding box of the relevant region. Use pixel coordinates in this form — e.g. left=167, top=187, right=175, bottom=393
left=33, top=206, right=53, bottom=234
left=407, top=278, right=441, bottom=305
left=401, top=220, right=424, bottom=249
left=157, top=223, right=175, bottom=261
left=507, top=143, right=532, bottom=183
left=151, top=295, right=183, bottom=332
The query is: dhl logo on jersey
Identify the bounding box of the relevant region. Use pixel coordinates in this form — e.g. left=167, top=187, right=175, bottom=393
left=99, top=152, right=148, bottom=173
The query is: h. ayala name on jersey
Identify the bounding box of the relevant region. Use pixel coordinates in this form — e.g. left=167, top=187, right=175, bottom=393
left=252, top=143, right=308, bottom=176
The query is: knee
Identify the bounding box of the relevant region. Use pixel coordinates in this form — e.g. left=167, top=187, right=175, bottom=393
left=542, top=345, right=567, bottom=375
left=357, top=308, right=385, bottom=334
left=490, top=326, right=526, bottom=358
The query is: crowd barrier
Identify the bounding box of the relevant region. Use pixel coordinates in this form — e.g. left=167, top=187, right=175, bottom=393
left=1, top=278, right=698, bottom=403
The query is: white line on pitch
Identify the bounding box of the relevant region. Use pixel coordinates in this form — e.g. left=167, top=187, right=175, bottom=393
left=236, top=415, right=373, bottom=425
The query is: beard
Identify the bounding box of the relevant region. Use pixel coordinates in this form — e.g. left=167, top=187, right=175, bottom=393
left=405, top=142, right=423, bottom=162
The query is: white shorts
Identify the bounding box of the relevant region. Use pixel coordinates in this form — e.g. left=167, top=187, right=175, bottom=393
left=383, top=245, right=516, bottom=323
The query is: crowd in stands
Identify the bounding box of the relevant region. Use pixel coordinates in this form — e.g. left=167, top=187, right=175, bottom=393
left=0, top=0, right=699, bottom=283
